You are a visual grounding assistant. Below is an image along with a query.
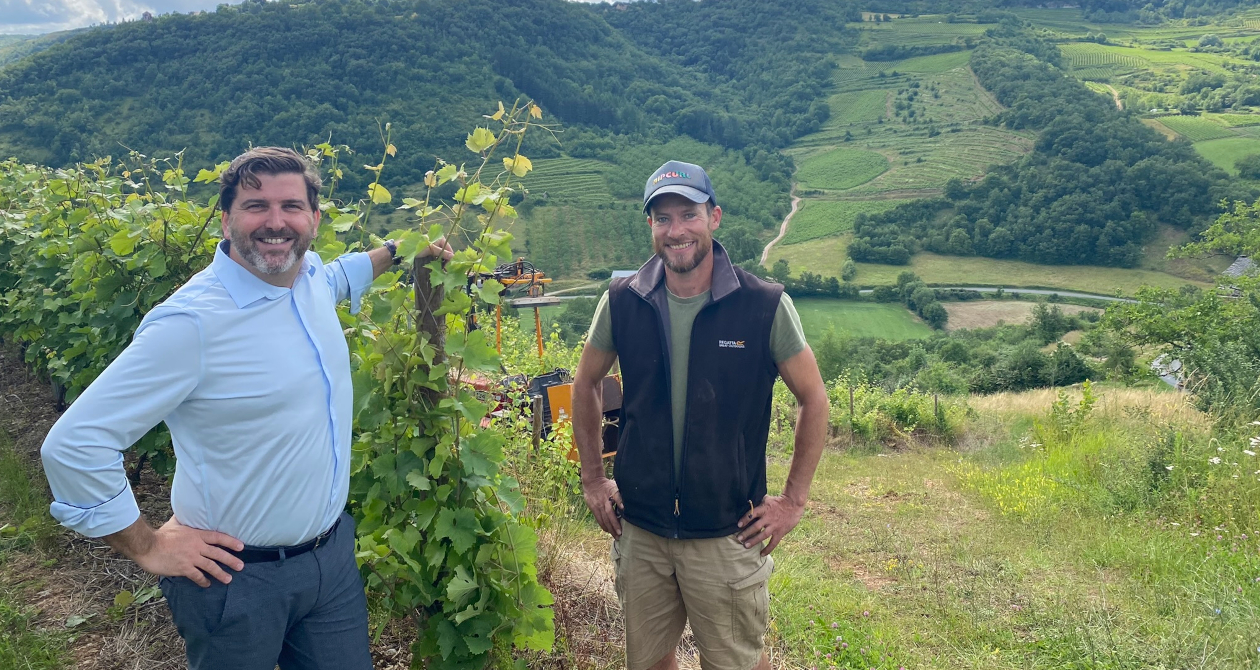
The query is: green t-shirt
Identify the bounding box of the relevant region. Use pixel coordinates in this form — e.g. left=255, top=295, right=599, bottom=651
left=586, top=288, right=807, bottom=477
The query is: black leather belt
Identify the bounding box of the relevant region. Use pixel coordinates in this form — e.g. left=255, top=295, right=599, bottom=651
left=230, top=517, right=340, bottom=564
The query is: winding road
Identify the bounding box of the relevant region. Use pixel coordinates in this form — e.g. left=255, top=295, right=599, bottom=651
left=760, top=190, right=801, bottom=265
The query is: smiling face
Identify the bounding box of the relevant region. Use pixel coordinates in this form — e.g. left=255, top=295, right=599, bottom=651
left=221, top=172, right=321, bottom=286
left=648, top=193, right=721, bottom=275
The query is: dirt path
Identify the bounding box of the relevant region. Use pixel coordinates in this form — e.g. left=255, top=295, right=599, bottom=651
left=1106, top=84, right=1123, bottom=110
left=761, top=189, right=801, bottom=265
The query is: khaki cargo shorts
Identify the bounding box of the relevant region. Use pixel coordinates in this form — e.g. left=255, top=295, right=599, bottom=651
left=612, top=521, right=774, bottom=670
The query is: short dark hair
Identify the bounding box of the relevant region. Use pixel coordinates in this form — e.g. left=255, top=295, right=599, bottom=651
left=219, top=147, right=321, bottom=213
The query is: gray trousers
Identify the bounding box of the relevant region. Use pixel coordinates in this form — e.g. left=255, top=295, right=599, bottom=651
left=160, top=512, right=373, bottom=670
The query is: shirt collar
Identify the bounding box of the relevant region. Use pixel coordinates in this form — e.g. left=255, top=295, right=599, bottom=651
left=628, top=239, right=741, bottom=303
left=212, top=240, right=314, bottom=308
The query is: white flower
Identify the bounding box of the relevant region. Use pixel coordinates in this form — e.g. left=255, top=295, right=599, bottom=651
left=1251, top=421, right=1260, bottom=425
left=1210, top=457, right=1222, bottom=465
left=1246, top=450, right=1257, bottom=457
left=1251, top=436, right=1260, bottom=445
left=1171, top=522, right=1181, bottom=526
left=1191, top=532, right=1200, bottom=536
left=1166, top=465, right=1175, bottom=471
left=1218, top=446, right=1226, bottom=452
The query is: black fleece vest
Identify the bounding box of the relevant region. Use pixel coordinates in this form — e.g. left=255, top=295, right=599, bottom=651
left=609, top=246, right=784, bottom=539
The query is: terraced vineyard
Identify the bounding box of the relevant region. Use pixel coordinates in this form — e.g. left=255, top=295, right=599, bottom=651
left=781, top=199, right=908, bottom=245
left=855, top=17, right=988, bottom=46
left=1208, top=113, right=1260, bottom=127
left=521, top=158, right=614, bottom=205
left=1155, top=115, right=1235, bottom=141
left=1061, top=43, right=1146, bottom=80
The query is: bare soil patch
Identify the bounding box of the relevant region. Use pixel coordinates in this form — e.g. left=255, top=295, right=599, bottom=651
left=943, top=300, right=1100, bottom=331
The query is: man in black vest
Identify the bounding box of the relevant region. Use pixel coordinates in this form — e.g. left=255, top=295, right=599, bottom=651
left=572, top=160, right=829, bottom=670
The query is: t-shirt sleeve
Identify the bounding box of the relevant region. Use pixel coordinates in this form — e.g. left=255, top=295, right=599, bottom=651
left=770, top=293, right=808, bottom=364
left=587, top=291, right=616, bottom=353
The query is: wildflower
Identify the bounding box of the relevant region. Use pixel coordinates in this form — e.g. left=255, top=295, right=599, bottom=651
left=842, top=642, right=848, bottom=649
left=1210, top=457, right=1222, bottom=465
left=1171, top=522, right=1181, bottom=526
left=862, top=610, right=870, bottom=617
left=1165, top=465, right=1174, bottom=471
left=830, top=622, right=838, bottom=629
left=1234, top=474, right=1240, bottom=479
left=1191, top=532, right=1200, bottom=536
left=1246, top=450, right=1257, bottom=457
left=1218, top=446, right=1225, bottom=452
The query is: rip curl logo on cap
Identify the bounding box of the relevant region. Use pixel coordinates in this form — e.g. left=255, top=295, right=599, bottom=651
left=652, top=170, right=690, bottom=185
left=718, top=340, right=746, bottom=349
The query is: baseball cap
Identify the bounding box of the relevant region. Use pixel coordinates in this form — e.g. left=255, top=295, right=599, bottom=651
left=643, top=160, right=717, bottom=213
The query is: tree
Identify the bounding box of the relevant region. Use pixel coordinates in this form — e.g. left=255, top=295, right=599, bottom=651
left=921, top=301, right=948, bottom=329
left=841, top=259, right=856, bottom=281
left=1236, top=154, right=1260, bottom=180
left=770, top=258, right=791, bottom=281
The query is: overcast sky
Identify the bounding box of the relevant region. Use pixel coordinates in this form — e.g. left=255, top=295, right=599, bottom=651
left=1, top=0, right=612, bottom=35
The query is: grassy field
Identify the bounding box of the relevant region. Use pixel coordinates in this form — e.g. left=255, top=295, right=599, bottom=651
left=795, top=149, right=890, bottom=192
left=781, top=199, right=908, bottom=245
left=793, top=298, right=932, bottom=342
left=768, top=234, right=1209, bottom=295
left=761, top=387, right=1258, bottom=669
left=1193, top=136, right=1260, bottom=175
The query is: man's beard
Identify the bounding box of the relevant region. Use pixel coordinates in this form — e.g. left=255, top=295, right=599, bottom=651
left=227, top=219, right=315, bottom=276
left=654, top=233, right=712, bottom=274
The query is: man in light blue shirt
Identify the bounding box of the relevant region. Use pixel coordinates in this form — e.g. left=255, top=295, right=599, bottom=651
left=40, top=147, right=449, bottom=669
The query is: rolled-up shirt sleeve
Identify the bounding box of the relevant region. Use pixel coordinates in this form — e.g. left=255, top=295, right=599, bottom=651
left=41, top=312, right=203, bottom=538
left=324, top=252, right=374, bottom=314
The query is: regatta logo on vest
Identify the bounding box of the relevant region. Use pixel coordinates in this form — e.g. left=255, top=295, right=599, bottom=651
left=652, top=170, right=690, bottom=184
left=718, top=339, right=746, bottom=349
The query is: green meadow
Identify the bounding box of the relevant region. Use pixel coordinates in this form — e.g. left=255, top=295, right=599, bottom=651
left=792, top=298, right=932, bottom=342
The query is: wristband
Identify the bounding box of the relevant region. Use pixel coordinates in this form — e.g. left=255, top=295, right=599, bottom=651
left=383, top=239, right=402, bottom=266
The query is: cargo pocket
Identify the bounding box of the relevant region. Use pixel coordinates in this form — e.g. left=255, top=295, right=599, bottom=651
left=728, top=555, right=774, bottom=646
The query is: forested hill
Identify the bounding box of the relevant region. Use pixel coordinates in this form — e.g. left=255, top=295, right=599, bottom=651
left=0, top=0, right=855, bottom=193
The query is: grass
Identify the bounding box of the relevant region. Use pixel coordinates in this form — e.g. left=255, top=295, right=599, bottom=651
left=826, top=89, right=887, bottom=124
left=795, top=149, right=890, bottom=191
left=781, top=199, right=908, bottom=245
left=757, top=385, right=1260, bottom=669
left=1193, top=136, right=1260, bottom=175
left=793, top=298, right=932, bottom=342
left=768, top=234, right=1208, bottom=295
left=0, top=434, right=69, bottom=670
left=1156, top=115, right=1235, bottom=141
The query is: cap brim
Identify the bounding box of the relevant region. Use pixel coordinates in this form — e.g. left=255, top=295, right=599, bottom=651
left=643, top=185, right=711, bottom=212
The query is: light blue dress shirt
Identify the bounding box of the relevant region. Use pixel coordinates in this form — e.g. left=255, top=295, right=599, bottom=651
left=41, top=241, right=373, bottom=547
